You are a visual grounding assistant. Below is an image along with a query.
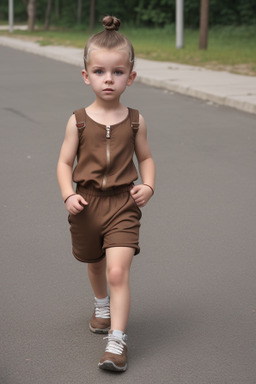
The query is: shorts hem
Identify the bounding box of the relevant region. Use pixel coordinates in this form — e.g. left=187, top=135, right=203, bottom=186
left=103, top=244, right=140, bottom=256
left=72, top=250, right=106, bottom=264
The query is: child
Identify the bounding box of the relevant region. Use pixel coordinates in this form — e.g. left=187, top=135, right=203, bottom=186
left=57, top=15, right=155, bottom=372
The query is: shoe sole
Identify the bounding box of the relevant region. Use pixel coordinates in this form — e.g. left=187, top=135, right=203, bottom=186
left=89, top=323, right=110, bottom=334
left=98, top=360, right=127, bottom=372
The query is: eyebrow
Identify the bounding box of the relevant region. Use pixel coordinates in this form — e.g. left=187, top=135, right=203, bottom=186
left=91, top=66, right=104, bottom=69
left=91, top=65, right=127, bottom=69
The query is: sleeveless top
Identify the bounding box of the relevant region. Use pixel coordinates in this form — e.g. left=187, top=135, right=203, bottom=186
left=72, top=107, right=139, bottom=190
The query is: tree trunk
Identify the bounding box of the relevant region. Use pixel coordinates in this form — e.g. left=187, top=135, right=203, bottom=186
left=77, top=0, right=82, bottom=24
left=89, top=0, right=95, bottom=31
left=44, top=0, right=52, bottom=30
left=27, top=0, right=36, bottom=32
left=55, top=0, right=59, bottom=21
left=199, top=0, right=209, bottom=50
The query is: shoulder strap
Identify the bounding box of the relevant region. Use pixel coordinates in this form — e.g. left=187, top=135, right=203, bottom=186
left=73, top=108, right=86, bottom=130
left=129, top=108, right=140, bottom=135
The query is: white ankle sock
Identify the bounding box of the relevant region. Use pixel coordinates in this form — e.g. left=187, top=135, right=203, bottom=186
left=112, top=330, right=124, bottom=339
left=95, top=296, right=109, bottom=305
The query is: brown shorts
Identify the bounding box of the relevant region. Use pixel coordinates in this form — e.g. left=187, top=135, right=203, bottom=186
left=68, top=184, right=142, bottom=263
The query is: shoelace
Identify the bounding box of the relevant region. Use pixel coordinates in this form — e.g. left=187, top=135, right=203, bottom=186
left=104, top=334, right=126, bottom=355
left=95, top=302, right=110, bottom=319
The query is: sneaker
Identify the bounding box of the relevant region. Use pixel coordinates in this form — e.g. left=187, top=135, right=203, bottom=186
left=98, top=331, right=128, bottom=372
left=89, top=299, right=110, bottom=334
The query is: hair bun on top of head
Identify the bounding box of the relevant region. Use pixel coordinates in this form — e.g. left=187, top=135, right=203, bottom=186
left=102, top=15, right=121, bottom=31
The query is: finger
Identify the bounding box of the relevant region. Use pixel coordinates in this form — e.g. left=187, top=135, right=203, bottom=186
left=134, top=198, right=143, bottom=207
left=71, top=207, right=82, bottom=215
left=76, top=204, right=84, bottom=211
left=79, top=198, right=88, bottom=207
left=130, top=185, right=140, bottom=196
left=134, top=192, right=145, bottom=201
left=132, top=191, right=143, bottom=201
left=70, top=201, right=83, bottom=212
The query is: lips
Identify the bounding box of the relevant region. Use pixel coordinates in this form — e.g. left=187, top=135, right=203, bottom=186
left=103, top=88, right=114, bottom=92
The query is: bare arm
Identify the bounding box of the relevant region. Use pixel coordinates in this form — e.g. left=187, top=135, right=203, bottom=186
left=57, top=114, right=87, bottom=214
left=130, top=114, right=156, bottom=207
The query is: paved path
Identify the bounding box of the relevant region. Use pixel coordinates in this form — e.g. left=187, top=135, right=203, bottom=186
left=1, top=46, right=256, bottom=384
left=0, top=36, right=256, bottom=115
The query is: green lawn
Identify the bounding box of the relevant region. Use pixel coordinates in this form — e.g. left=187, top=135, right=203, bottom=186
left=1, top=25, right=256, bottom=75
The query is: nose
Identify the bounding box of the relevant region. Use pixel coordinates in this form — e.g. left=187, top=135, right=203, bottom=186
left=105, top=72, right=113, bottom=83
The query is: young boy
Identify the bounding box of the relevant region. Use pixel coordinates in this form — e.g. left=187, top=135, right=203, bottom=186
left=57, top=15, right=155, bottom=372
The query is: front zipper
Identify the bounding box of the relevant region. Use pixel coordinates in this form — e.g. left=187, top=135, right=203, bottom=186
left=102, top=125, right=111, bottom=189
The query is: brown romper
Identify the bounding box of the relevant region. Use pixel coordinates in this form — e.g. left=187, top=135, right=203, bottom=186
left=68, top=107, right=142, bottom=263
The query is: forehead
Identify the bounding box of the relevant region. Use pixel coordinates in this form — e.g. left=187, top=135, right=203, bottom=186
left=88, top=48, right=130, bottom=67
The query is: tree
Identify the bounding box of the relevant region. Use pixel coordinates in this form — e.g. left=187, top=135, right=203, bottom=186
left=27, top=0, right=36, bottom=32
left=44, top=0, right=52, bottom=30
left=77, top=0, right=82, bottom=24
left=54, top=0, right=59, bottom=21
left=199, top=0, right=209, bottom=50
left=2, top=0, right=255, bottom=29
left=89, top=0, right=95, bottom=31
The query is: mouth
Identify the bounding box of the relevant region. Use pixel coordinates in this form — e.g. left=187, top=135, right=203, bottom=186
left=103, top=88, right=114, bottom=92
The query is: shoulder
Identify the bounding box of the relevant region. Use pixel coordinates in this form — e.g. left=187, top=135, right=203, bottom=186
left=138, top=113, right=147, bottom=133
left=67, top=107, right=87, bottom=128
left=139, top=113, right=146, bottom=126
left=65, top=114, right=78, bottom=138
left=67, top=113, right=77, bottom=129
left=128, top=108, right=146, bottom=129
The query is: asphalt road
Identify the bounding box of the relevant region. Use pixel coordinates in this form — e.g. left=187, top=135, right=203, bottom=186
left=1, top=46, right=256, bottom=384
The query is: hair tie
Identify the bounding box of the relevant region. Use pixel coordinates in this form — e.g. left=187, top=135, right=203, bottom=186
left=64, top=194, right=76, bottom=203
left=143, top=184, right=154, bottom=196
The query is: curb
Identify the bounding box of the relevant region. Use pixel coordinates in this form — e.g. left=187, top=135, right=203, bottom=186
left=1, top=36, right=256, bottom=115
left=0, top=36, right=83, bottom=67
left=136, top=75, right=256, bottom=115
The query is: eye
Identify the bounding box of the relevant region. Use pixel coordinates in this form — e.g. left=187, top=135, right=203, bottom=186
left=114, top=70, right=123, bottom=75
left=94, top=69, right=103, bottom=75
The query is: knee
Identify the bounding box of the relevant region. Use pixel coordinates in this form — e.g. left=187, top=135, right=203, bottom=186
left=88, top=260, right=105, bottom=276
left=107, top=266, right=127, bottom=287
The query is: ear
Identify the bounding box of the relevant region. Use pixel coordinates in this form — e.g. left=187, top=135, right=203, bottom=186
left=82, top=69, right=90, bottom=85
left=127, top=71, right=137, bottom=86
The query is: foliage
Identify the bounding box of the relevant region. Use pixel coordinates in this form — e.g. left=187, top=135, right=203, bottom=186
left=0, top=0, right=256, bottom=27
left=2, top=24, right=255, bottom=75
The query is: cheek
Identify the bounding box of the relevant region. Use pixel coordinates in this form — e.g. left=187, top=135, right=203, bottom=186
left=90, top=77, right=101, bottom=88
left=119, top=76, right=130, bottom=87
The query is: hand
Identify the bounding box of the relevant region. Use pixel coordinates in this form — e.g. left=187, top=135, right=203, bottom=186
left=65, top=194, right=88, bottom=215
left=130, top=184, right=154, bottom=207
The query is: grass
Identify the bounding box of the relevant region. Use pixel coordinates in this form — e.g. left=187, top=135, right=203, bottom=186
left=1, top=24, right=256, bottom=75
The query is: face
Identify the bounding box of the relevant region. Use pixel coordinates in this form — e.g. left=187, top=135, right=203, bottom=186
left=82, top=48, right=136, bottom=101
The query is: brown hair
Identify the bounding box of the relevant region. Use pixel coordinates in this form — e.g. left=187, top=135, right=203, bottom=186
left=84, top=16, right=135, bottom=70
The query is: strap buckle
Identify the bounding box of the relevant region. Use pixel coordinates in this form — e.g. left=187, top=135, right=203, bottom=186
left=131, top=121, right=139, bottom=130
left=76, top=121, right=86, bottom=129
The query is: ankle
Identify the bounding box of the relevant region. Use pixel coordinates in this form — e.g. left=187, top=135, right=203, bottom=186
left=110, top=330, right=127, bottom=342
left=95, top=296, right=109, bottom=305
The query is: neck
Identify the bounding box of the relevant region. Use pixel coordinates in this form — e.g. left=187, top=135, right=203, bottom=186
left=92, top=98, right=124, bottom=112
left=86, top=99, right=128, bottom=125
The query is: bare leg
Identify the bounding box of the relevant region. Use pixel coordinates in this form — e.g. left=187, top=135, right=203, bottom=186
left=87, top=257, right=108, bottom=299
left=105, top=247, right=134, bottom=332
